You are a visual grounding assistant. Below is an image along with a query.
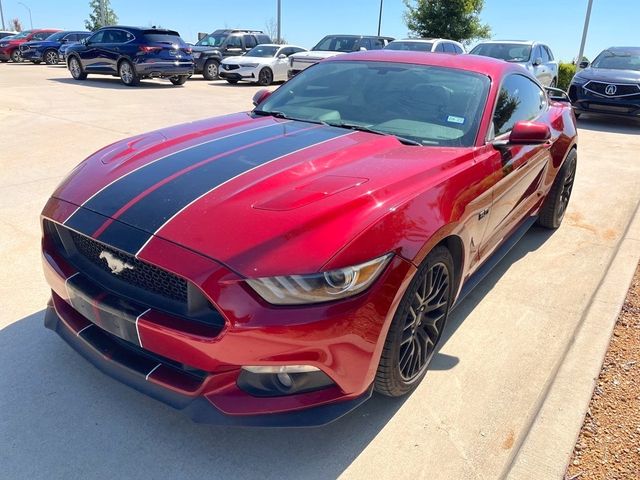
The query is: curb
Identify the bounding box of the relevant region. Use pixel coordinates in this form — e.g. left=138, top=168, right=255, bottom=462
left=504, top=198, right=640, bottom=479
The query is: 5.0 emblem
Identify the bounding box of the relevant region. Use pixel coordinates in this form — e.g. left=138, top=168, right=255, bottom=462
left=99, top=250, right=134, bottom=275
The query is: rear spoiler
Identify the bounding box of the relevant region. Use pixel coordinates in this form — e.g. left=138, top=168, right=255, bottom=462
left=545, top=86, right=570, bottom=102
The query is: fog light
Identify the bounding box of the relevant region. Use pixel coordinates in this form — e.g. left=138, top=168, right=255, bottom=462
left=277, top=372, right=293, bottom=388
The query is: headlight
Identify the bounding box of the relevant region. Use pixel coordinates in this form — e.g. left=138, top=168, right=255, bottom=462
left=243, top=63, right=259, bottom=68
left=246, top=254, right=393, bottom=305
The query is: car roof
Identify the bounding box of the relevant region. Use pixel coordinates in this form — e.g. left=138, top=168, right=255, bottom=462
left=327, top=50, right=519, bottom=79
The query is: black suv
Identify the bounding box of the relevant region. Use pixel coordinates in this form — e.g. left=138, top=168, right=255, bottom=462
left=192, top=29, right=271, bottom=79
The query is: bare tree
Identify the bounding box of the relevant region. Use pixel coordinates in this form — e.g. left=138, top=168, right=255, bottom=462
left=264, top=18, right=286, bottom=44
left=10, top=17, right=22, bottom=32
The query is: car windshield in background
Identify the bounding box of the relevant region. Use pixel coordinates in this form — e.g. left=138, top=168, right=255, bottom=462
left=9, top=30, right=32, bottom=39
left=144, top=32, right=187, bottom=47
left=258, top=61, right=489, bottom=147
left=471, top=43, right=532, bottom=62
left=246, top=45, right=279, bottom=57
left=591, top=51, right=640, bottom=71
left=196, top=33, right=226, bottom=47
left=45, top=31, right=67, bottom=42
left=312, top=36, right=358, bottom=52
left=386, top=41, right=434, bottom=52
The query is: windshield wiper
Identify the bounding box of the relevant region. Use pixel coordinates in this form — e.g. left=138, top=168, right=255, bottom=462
left=253, top=109, right=289, bottom=119
left=322, top=121, right=422, bottom=146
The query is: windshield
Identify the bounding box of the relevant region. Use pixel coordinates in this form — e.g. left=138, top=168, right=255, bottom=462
left=144, top=33, right=187, bottom=47
left=471, top=43, right=532, bottom=62
left=591, top=50, right=640, bottom=71
left=258, top=61, right=489, bottom=147
left=196, top=33, right=226, bottom=47
left=312, top=36, right=359, bottom=52
left=45, top=31, right=67, bottom=42
left=246, top=45, right=279, bottom=57
left=385, top=41, right=433, bottom=52
left=9, top=30, right=33, bottom=39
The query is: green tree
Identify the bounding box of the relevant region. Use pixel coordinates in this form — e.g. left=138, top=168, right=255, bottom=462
left=85, top=0, right=118, bottom=31
left=404, top=0, right=491, bottom=44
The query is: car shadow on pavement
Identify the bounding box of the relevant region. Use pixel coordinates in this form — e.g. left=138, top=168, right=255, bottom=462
left=49, top=77, right=183, bottom=90
left=577, top=116, right=640, bottom=135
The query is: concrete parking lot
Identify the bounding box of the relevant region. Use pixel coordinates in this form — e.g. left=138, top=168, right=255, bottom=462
left=1, top=63, right=639, bottom=480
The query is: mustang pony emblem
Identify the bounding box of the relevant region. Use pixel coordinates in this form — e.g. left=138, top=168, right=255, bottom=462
left=99, top=250, right=134, bottom=275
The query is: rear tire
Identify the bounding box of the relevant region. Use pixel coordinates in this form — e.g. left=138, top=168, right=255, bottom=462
left=68, top=56, right=87, bottom=80
left=537, top=149, right=577, bottom=229
left=44, top=49, right=59, bottom=65
left=375, top=246, right=454, bottom=397
left=118, top=60, right=139, bottom=86
left=257, top=67, right=273, bottom=86
left=169, top=75, right=188, bottom=85
left=202, top=59, right=219, bottom=80
left=10, top=49, right=21, bottom=62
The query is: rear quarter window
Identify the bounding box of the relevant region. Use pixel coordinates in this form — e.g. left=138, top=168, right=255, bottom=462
left=144, top=33, right=186, bottom=46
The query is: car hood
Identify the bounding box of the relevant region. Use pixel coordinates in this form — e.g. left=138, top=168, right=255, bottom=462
left=54, top=113, right=472, bottom=276
left=575, top=67, right=640, bottom=83
left=222, top=55, right=272, bottom=65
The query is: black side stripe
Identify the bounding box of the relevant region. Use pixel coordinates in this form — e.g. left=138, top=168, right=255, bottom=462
left=97, top=127, right=348, bottom=255
left=66, top=121, right=293, bottom=224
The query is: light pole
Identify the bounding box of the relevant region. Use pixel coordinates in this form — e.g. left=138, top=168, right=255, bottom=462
left=377, top=0, right=384, bottom=36
left=576, top=0, right=594, bottom=71
left=276, top=0, right=281, bottom=43
left=0, top=0, right=6, bottom=30
left=18, top=1, right=32, bottom=29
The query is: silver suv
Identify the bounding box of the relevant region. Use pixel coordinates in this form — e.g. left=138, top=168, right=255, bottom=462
left=470, top=40, right=558, bottom=87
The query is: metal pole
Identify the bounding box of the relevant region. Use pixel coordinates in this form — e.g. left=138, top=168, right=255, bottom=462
left=377, top=0, right=383, bottom=36
left=276, top=0, right=281, bottom=43
left=100, top=0, right=106, bottom=27
left=18, top=2, right=32, bottom=29
left=0, top=0, right=6, bottom=30
left=576, top=0, right=593, bottom=71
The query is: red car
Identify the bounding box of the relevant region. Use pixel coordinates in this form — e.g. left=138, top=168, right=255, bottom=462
left=0, top=28, right=61, bottom=62
left=41, top=51, right=577, bottom=426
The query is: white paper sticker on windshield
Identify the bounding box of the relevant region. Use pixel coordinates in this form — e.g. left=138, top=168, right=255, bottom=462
left=447, top=115, right=465, bottom=125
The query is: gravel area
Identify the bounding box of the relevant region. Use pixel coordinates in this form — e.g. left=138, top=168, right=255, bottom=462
left=566, top=264, right=640, bottom=480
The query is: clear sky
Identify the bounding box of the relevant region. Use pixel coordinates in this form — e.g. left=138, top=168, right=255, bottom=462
left=1, top=0, right=638, bottom=61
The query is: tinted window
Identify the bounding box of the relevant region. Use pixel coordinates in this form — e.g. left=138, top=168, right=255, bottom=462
left=34, top=32, right=53, bottom=40
left=246, top=45, right=279, bottom=57
left=453, top=44, right=464, bottom=54
left=444, top=42, right=456, bottom=54
left=45, top=31, right=67, bottom=42
left=64, top=34, right=77, bottom=42
left=260, top=61, right=490, bottom=147
left=226, top=35, right=242, bottom=48
left=539, top=46, right=550, bottom=63
left=591, top=50, right=640, bottom=71
left=359, top=38, right=372, bottom=50
left=256, top=34, right=271, bottom=44
left=144, top=33, right=186, bottom=47
left=471, top=43, right=532, bottom=62
left=196, top=33, right=226, bottom=47
left=89, top=31, right=105, bottom=43
left=371, top=38, right=386, bottom=50
left=544, top=46, right=554, bottom=61
left=435, top=42, right=445, bottom=52
left=493, top=74, right=546, bottom=137
left=244, top=35, right=257, bottom=48
left=385, top=40, right=434, bottom=52
left=312, top=36, right=358, bottom=52
left=101, top=29, right=130, bottom=43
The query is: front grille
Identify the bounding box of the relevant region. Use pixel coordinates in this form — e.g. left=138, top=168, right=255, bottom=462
left=224, top=64, right=239, bottom=70
left=584, top=81, right=640, bottom=97
left=69, top=230, right=188, bottom=303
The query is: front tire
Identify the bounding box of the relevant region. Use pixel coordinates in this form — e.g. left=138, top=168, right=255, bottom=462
left=537, top=149, right=577, bottom=229
left=226, top=79, right=239, bottom=84
left=68, top=56, right=87, bottom=80
left=44, top=50, right=59, bottom=65
left=118, top=60, right=139, bottom=86
left=169, top=75, right=188, bottom=85
left=202, top=59, right=219, bottom=80
left=10, top=49, right=21, bottom=63
left=375, top=246, right=454, bottom=397
left=257, top=67, right=273, bottom=86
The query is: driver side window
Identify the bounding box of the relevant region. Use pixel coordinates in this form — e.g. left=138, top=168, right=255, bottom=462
left=226, top=36, right=242, bottom=48
left=493, top=74, right=546, bottom=137
left=89, top=31, right=105, bottom=44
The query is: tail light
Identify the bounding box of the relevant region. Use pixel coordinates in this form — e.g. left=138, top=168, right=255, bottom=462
left=139, top=45, right=161, bottom=53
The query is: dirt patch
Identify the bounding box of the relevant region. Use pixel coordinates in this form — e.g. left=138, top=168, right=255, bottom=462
left=565, top=264, right=640, bottom=480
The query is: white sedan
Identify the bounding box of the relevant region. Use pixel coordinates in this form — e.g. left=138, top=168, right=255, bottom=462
left=219, top=44, right=307, bottom=85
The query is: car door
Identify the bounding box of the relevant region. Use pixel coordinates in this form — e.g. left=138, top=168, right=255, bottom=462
left=531, top=45, right=552, bottom=86
left=79, top=30, right=105, bottom=70
left=98, top=29, right=132, bottom=73
left=479, top=74, right=553, bottom=261
left=543, top=45, right=558, bottom=85
left=273, top=47, right=291, bottom=80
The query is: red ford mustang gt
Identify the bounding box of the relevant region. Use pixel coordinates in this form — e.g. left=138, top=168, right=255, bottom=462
left=41, top=51, right=577, bottom=426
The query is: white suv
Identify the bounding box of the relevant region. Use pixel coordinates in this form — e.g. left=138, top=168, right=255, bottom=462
left=470, top=40, right=559, bottom=87
left=384, top=38, right=466, bottom=54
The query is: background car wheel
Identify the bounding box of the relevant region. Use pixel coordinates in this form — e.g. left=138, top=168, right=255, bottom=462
left=202, top=59, right=219, bottom=80
left=32, top=60, right=41, bottom=65
left=118, top=60, right=139, bottom=86
left=169, top=75, right=188, bottom=85
left=226, top=79, right=239, bottom=84
left=68, top=57, right=87, bottom=80
left=257, top=67, right=273, bottom=86
left=537, top=148, right=577, bottom=229
left=44, top=50, right=59, bottom=65
left=10, top=49, right=21, bottom=62
left=375, top=245, right=454, bottom=397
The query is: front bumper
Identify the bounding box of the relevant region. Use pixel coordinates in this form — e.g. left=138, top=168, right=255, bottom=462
left=133, top=60, right=194, bottom=78
left=41, top=198, right=414, bottom=426
left=20, top=49, right=42, bottom=61
left=219, top=66, right=257, bottom=81
left=0, top=46, right=13, bottom=60
left=569, top=83, right=640, bottom=118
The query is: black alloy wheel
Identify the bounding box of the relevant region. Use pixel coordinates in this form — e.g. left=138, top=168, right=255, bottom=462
left=537, top=149, right=577, bottom=229
left=10, top=49, right=21, bottom=62
left=44, top=50, right=59, bottom=65
left=68, top=57, right=87, bottom=80
left=257, top=67, right=273, bottom=86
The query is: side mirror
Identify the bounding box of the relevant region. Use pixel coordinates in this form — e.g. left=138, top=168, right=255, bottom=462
left=252, top=88, right=272, bottom=107
left=278, top=53, right=287, bottom=59
left=532, top=57, right=543, bottom=66
left=579, top=60, right=589, bottom=69
left=359, top=47, right=367, bottom=51
left=507, top=121, right=551, bottom=145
